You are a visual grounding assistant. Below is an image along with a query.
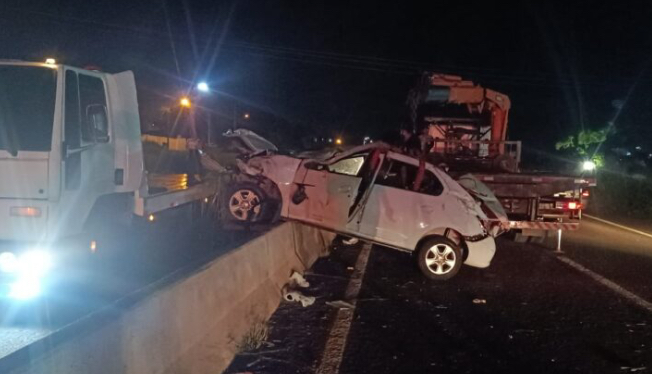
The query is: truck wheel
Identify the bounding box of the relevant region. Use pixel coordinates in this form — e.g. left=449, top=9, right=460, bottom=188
left=416, top=236, right=463, bottom=281
left=223, top=182, right=267, bottom=223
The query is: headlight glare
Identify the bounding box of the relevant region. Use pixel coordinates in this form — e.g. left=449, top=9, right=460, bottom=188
left=0, top=252, right=19, bottom=273
left=19, top=249, right=52, bottom=276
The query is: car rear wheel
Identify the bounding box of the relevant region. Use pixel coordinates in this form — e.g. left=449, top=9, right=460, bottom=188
left=417, top=236, right=463, bottom=281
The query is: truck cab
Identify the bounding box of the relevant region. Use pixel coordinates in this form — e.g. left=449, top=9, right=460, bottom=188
left=0, top=60, right=145, bottom=299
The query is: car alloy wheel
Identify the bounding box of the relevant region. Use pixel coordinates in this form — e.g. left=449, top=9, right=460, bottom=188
left=417, top=236, right=463, bottom=281
left=228, top=189, right=262, bottom=221
left=424, top=243, right=456, bottom=275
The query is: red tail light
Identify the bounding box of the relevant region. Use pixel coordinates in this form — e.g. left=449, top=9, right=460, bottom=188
left=582, top=190, right=590, bottom=197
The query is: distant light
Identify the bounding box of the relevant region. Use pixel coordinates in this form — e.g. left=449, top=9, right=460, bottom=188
left=635, top=146, right=642, bottom=151
left=90, top=240, right=97, bottom=253
left=197, top=82, right=209, bottom=92
left=180, top=97, right=191, bottom=108
left=335, top=138, right=343, bottom=145
left=148, top=214, right=156, bottom=222
left=582, top=160, right=596, bottom=171
left=44, top=58, right=56, bottom=65
left=581, top=190, right=590, bottom=197
left=243, top=113, right=250, bottom=119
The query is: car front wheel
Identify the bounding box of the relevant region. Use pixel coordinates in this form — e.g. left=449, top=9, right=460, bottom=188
left=416, top=236, right=463, bottom=281
left=223, top=182, right=267, bottom=223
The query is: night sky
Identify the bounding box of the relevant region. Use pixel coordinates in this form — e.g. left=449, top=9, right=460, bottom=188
left=2, top=1, right=652, bottom=158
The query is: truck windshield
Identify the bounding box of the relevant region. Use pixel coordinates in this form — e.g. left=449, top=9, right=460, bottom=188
left=0, top=65, right=57, bottom=153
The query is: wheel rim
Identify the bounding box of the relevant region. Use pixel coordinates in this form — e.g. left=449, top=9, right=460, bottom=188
left=229, top=189, right=262, bottom=221
left=424, top=244, right=457, bottom=275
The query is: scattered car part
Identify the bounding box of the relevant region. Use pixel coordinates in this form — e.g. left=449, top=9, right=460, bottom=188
left=282, top=287, right=315, bottom=307
left=290, top=271, right=310, bottom=288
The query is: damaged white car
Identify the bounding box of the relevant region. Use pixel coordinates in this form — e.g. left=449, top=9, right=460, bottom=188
left=223, top=142, right=506, bottom=280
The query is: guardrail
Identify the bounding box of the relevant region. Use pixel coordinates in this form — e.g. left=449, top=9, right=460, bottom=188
left=1, top=222, right=335, bottom=374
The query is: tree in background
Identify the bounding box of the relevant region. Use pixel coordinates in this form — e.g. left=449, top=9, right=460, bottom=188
left=555, top=127, right=610, bottom=168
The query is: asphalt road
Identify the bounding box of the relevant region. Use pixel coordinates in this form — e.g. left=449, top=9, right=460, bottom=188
left=227, top=217, right=652, bottom=374
left=0, top=208, right=256, bottom=361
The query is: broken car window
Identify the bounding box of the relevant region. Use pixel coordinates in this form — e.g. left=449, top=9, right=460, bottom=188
left=328, top=155, right=366, bottom=176
left=377, top=159, right=443, bottom=196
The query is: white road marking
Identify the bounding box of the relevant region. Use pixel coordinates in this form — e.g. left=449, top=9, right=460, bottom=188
left=554, top=255, right=652, bottom=313
left=317, top=243, right=372, bottom=374
left=584, top=214, right=652, bottom=240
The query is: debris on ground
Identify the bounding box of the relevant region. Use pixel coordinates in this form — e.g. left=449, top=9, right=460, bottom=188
left=472, top=299, right=487, bottom=304
left=282, top=287, right=315, bottom=307
left=289, top=271, right=310, bottom=288
left=342, top=237, right=359, bottom=245
left=326, top=300, right=355, bottom=309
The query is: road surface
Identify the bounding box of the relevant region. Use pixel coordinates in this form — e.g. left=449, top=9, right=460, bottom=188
left=0, top=209, right=256, bottom=362
left=227, top=216, right=652, bottom=373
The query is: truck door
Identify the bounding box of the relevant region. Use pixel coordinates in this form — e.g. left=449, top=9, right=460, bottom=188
left=59, top=69, right=115, bottom=236
left=288, top=151, right=376, bottom=233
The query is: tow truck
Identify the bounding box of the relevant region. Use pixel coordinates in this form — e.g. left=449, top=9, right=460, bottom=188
left=407, top=73, right=596, bottom=240
left=0, top=60, right=217, bottom=300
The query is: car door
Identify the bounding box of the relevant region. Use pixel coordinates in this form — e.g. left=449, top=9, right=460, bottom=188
left=353, top=153, right=447, bottom=250
left=288, top=151, right=373, bottom=232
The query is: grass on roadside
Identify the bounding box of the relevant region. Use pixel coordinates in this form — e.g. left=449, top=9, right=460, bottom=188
left=235, top=320, right=270, bottom=352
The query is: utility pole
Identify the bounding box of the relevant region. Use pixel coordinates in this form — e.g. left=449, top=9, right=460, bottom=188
left=207, top=111, right=212, bottom=145
left=233, top=102, right=237, bottom=129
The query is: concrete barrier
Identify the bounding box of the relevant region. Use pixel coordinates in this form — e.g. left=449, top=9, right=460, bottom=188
left=3, top=222, right=335, bottom=374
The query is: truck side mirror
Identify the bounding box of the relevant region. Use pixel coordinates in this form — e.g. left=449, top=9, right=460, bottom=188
left=86, top=104, right=109, bottom=143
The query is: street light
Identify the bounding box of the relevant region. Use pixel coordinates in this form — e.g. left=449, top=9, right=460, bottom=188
left=335, top=138, right=343, bottom=145
left=582, top=160, right=596, bottom=171
left=243, top=113, right=250, bottom=119
left=197, top=82, right=209, bottom=93
left=180, top=97, right=191, bottom=108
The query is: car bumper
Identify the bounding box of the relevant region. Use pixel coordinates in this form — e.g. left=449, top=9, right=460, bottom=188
left=464, top=235, right=496, bottom=268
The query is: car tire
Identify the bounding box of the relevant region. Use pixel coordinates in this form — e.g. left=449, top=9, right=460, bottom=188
left=222, top=182, right=268, bottom=223
left=416, top=236, right=463, bottom=281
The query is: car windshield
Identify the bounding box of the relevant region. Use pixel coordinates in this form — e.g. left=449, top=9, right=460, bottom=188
left=0, top=65, right=57, bottom=153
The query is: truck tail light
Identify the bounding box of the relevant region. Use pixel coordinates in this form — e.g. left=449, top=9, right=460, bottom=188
left=10, top=207, right=42, bottom=217
left=567, top=202, right=579, bottom=210
left=582, top=190, right=590, bottom=197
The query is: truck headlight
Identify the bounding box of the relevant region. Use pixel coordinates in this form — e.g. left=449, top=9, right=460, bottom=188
left=19, top=249, right=52, bottom=277
left=0, top=252, right=19, bottom=273
left=9, top=277, right=42, bottom=300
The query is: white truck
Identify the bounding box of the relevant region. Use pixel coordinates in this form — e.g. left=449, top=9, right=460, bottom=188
left=0, top=60, right=217, bottom=300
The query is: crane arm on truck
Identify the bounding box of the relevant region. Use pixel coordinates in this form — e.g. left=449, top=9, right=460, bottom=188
left=407, top=73, right=511, bottom=156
